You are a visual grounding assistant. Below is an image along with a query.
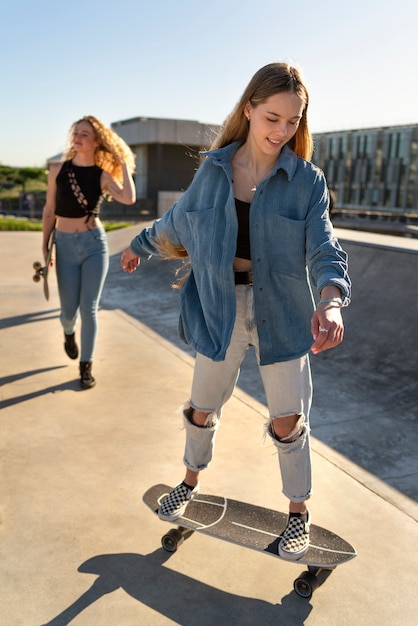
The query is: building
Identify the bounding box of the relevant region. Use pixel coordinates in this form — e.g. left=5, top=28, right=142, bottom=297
left=110, top=116, right=220, bottom=218
left=312, top=124, right=418, bottom=216
left=113, top=118, right=418, bottom=226
left=48, top=116, right=418, bottom=234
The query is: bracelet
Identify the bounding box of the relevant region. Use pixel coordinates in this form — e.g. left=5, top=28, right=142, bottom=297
left=318, top=298, right=343, bottom=306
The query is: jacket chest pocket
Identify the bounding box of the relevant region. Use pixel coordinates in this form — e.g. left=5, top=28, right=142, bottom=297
left=266, top=214, right=306, bottom=278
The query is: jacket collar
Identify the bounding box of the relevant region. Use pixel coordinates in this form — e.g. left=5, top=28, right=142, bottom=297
left=201, top=141, right=298, bottom=182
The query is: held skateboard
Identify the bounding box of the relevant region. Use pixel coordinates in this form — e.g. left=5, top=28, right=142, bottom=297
left=33, top=231, right=55, bottom=301
left=143, top=484, right=357, bottom=599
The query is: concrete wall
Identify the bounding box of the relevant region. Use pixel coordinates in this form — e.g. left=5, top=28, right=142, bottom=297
left=157, top=191, right=184, bottom=217
left=311, top=230, right=418, bottom=427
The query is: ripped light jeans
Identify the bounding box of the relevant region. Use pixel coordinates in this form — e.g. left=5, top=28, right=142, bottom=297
left=55, top=227, right=109, bottom=362
left=184, top=285, right=313, bottom=503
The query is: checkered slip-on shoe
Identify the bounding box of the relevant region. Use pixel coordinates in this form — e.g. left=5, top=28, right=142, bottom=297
left=158, top=482, right=200, bottom=522
left=278, top=510, right=311, bottom=561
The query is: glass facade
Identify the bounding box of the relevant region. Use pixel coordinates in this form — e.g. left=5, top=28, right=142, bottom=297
left=312, top=124, right=418, bottom=214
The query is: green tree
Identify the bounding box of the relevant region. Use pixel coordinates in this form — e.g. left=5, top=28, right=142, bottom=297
left=0, top=166, right=47, bottom=216
left=17, top=167, right=47, bottom=193
left=0, top=166, right=46, bottom=192
left=0, top=166, right=18, bottom=191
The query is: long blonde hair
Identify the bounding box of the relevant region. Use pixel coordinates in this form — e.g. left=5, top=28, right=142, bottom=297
left=157, top=62, right=313, bottom=286
left=65, top=115, right=136, bottom=181
left=211, top=62, right=313, bottom=160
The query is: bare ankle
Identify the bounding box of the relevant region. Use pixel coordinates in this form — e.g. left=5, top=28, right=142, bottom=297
left=289, top=502, right=307, bottom=515
left=184, top=470, right=199, bottom=488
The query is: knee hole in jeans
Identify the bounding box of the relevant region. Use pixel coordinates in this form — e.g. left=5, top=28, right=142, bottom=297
left=193, top=409, right=216, bottom=428
left=184, top=406, right=214, bottom=428
left=271, top=413, right=303, bottom=443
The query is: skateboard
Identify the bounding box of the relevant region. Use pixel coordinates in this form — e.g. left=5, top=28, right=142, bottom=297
left=33, top=231, right=55, bottom=301
left=143, top=484, right=357, bottom=599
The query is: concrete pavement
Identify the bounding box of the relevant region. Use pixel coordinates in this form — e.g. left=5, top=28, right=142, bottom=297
left=1, top=227, right=418, bottom=625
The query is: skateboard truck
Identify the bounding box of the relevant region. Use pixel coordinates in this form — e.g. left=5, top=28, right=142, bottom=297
left=293, top=566, right=334, bottom=599
left=33, top=261, right=46, bottom=282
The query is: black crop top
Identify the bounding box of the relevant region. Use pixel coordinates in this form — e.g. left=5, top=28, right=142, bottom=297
left=55, top=160, right=104, bottom=219
left=235, top=198, right=251, bottom=260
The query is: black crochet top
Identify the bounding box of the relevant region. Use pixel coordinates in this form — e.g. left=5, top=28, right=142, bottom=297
left=55, top=160, right=104, bottom=219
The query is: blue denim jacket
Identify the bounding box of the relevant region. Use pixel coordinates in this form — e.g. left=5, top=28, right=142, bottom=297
left=130, top=142, right=351, bottom=365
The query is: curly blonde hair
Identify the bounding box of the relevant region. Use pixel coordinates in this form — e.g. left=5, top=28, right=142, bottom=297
left=65, top=115, right=136, bottom=182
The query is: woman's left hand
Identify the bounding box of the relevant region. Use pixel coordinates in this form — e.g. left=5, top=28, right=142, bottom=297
left=310, top=303, right=344, bottom=354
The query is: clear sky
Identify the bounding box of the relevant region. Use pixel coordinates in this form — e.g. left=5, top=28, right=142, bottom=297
left=1, top=0, right=416, bottom=167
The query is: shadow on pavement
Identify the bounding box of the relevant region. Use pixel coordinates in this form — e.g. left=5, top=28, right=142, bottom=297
left=0, top=309, right=60, bottom=330
left=0, top=367, right=81, bottom=410
left=41, top=549, right=312, bottom=626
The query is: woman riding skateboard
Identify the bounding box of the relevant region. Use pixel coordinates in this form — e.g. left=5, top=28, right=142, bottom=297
left=121, top=62, right=351, bottom=560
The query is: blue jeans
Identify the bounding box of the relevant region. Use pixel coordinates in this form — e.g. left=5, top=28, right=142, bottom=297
left=55, top=227, right=109, bottom=362
left=183, top=285, right=313, bottom=502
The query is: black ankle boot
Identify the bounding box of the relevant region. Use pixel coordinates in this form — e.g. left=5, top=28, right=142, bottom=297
left=79, top=361, right=96, bottom=389
left=64, top=333, right=79, bottom=359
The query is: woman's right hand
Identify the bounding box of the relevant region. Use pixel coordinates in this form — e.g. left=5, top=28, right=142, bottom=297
left=42, top=243, right=51, bottom=264
left=121, top=247, right=140, bottom=273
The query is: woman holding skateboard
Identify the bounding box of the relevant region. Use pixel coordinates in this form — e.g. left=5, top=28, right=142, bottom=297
left=42, top=115, right=136, bottom=389
left=121, top=63, right=351, bottom=560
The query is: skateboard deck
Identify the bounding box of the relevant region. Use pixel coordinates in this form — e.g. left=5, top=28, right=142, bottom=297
left=33, top=231, right=55, bottom=301
left=143, top=484, right=357, bottom=599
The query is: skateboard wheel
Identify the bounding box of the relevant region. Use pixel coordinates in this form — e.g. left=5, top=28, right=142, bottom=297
left=294, top=571, right=319, bottom=599
left=33, top=261, right=42, bottom=270
left=161, top=528, right=184, bottom=553
left=33, top=274, right=41, bottom=283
